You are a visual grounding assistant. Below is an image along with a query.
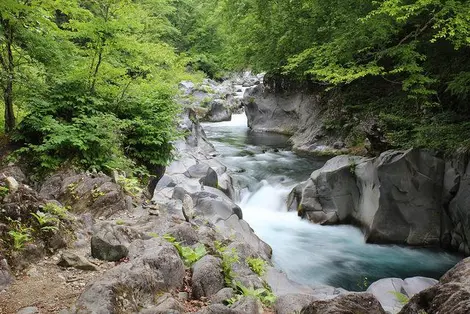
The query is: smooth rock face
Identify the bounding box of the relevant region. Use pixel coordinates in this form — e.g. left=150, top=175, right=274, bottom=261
left=290, top=149, right=444, bottom=246
left=399, top=257, right=470, bottom=314
left=317, top=275, right=434, bottom=314
left=192, top=255, right=225, bottom=299
left=301, top=293, right=387, bottom=314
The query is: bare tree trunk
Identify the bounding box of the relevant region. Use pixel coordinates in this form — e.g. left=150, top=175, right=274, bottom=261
left=1, top=19, right=16, bottom=132
left=89, top=46, right=102, bottom=94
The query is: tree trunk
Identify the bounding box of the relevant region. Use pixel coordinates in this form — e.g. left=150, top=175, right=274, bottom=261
left=1, top=19, right=16, bottom=132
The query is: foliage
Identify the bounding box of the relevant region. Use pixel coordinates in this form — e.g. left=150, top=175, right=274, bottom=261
left=0, top=186, right=9, bottom=198
left=164, top=234, right=207, bottom=267
left=2, top=0, right=203, bottom=176
left=246, top=257, right=267, bottom=276
left=214, top=241, right=239, bottom=287
left=116, top=174, right=142, bottom=197
left=389, top=291, right=410, bottom=305
left=42, top=203, right=69, bottom=219
left=7, top=220, right=33, bottom=250
left=31, top=211, right=60, bottom=232
left=228, top=281, right=276, bottom=307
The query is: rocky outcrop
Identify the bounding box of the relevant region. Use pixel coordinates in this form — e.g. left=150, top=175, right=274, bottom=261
left=366, top=277, right=438, bottom=313
left=300, top=293, right=387, bottom=314
left=242, top=75, right=347, bottom=153
left=191, top=255, right=225, bottom=299
left=398, top=257, right=470, bottom=314
left=289, top=149, right=444, bottom=246
left=39, top=172, right=130, bottom=219
left=72, top=238, right=185, bottom=314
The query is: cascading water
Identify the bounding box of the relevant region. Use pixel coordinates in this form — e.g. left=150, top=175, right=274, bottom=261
left=202, top=114, right=461, bottom=291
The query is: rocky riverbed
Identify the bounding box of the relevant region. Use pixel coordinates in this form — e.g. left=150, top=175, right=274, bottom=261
left=0, top=73, right=469, bottom=314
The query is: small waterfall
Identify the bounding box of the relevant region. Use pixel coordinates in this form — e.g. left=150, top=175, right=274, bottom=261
left=203, top=113, right=461, bottom=291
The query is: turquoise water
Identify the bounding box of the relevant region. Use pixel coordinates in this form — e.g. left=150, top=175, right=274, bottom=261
left=202, top=114, right=462, bottom=291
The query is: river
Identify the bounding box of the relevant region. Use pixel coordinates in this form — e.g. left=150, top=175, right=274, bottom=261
left=202, top=113, right=461, bottom=291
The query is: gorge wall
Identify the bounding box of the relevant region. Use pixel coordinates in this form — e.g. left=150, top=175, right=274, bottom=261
left=243, top=77, right=470, bottom=256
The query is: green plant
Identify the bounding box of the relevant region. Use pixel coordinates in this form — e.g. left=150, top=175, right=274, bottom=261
left=7, top=221, right=33, bottom=250
left=389, top=291, right=410, bottom=305
left=42, top=202, right=68, bottom=219
left=91, top=186, right=106, bottom=200
left=31, top=211, right=60, bottom=232
left=181, top=244, right=207, bottom=267
left=215, top=241, right=239, bottom=287
left=228, top=281, right=276, bottom=307
left=0, top=186, right=9, bottom=198
left=116, top=175, right=142, bottom=197
left=164, top=234, right=207, bottom=267
left=348, top=158, right=357, bottom=175
left=246, top=257, right=267, bottom=276
left=357, top=276, right=369, bottom=290
left=116, top=219, right=126, bottom=226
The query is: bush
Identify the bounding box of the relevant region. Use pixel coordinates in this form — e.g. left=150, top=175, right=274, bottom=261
left=12, top=81, right=180, bottom=177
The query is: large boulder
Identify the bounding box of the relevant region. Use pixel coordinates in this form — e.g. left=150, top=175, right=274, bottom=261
left=191, top=255, right=225, bottom=299
left=91, top=222, right=143, bottom=261
left=203, top=100, right=232, bottom=122
left=73, top=238, right=185, bottom=314
left=40, top=172, right=128, bottom=218
left=300, top=293, right=386, bottom=314
left=447, top=157, right=470, bottom=255
left=366, top=277, right=438, bottom=313
left=290, top=149, right=444, bottom=246
left=398, top=257, right=470, bottom=314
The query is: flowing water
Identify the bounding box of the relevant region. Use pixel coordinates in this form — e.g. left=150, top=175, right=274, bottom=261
left=202, top=114, right=462, bottom=291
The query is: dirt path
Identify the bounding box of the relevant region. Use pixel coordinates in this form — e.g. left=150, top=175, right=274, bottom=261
left=0, top=252, right=114, bottom=314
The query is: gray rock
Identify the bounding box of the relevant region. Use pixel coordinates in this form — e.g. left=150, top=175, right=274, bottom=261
left=201, top=167, right=218, bottom=189
left=301, top=292, right=386, bottom=314
left=274, top=293, right=317, bottom=314
left=140, top=293, right=184, bottom=314
left=0, top=258, right=13, bottom=290
left=17, top=307, right=39, bottom=314
left=192, top=255, right=224, bottom=299
left=74, top=238, right=185, bottom=313
left=293, top=149, right=444, bottom=246
left=399, top=257, right=470, bottom=314
left=0, top=165, right=27, bottom=183
left=231, top=297, right=262, bottom=314
left=196, top=304, right=237, bottom=314
left=402, top=277, right=438, bottom=297
left=168, top=222, right=198, bottom=245
left=203, top=100, right=232, bottom=122
left=366, top=278, right=405, bottom=313
left=91, top=222, right=142, bottom=261
left=58, top=252, right=98, bottom=271
left=210, top=288, right=234, bottom=304
left=5, top=176, right=19, bottom=193
left=40, top=172, right=127, bottom=218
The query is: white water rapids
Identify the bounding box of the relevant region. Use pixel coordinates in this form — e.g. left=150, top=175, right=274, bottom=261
left=202, top=114, right=461, bottom=291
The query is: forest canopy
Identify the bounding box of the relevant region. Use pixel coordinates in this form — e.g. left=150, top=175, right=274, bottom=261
left=1, top=0, right=469, bottom=177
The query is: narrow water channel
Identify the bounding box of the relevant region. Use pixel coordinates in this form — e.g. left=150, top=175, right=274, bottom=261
left=202, top=114, right=461, bottom=291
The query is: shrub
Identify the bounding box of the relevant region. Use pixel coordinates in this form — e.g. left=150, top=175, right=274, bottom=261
left=246, top=257, right=268, bottom=276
